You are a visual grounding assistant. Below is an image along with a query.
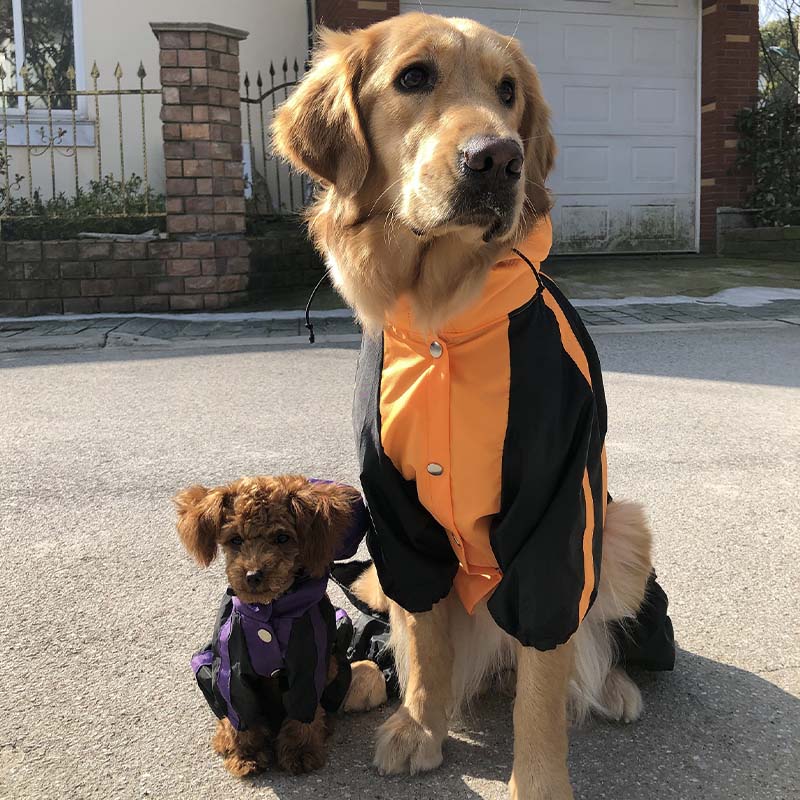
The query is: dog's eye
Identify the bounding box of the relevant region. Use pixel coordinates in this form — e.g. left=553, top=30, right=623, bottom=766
left=275, top=533, right=291, bottom=545
left=228, top=536, right=244, bottom=548
left=397, top=64, right=433, bottom=92
left=498, top=79, right=515, bottom=107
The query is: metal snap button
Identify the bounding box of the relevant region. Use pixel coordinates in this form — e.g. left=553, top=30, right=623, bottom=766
left=427, top=462, right=444, bottom=476
left=429, top=341, right=443, bottom=358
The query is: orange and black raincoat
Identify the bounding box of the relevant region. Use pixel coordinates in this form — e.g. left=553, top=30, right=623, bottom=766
left=354, top=218, right=671, bottom=655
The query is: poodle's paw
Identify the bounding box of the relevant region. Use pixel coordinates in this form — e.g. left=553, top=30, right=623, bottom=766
left=600, top=666, right=643, bottom=723
left=343, top=660, right=388, bottom=712
left=374, top=706, right=444, bottom=776
left=222, top=750, right=270, bottom=777
left=276, top=742, right=326, bottom=775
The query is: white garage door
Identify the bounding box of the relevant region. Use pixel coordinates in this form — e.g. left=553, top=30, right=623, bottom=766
left=399, top=1, right=699, bottom=253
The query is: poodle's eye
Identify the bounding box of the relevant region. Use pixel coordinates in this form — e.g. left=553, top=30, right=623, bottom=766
left=228, top=536, right=244, bottom=548
left=397, top=63, right=434, bottom=93
left=498, top=79, right=515, bottom=107
left=275, top=533, right=291, bottom=545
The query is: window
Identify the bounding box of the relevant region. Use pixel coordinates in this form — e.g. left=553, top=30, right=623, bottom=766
left=1, top=0, right=77, bottom=110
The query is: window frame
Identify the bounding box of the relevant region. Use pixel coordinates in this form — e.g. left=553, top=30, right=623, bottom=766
left=4, top=0, right=87, bottom=118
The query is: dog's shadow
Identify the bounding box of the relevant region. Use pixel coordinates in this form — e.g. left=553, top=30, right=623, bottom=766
left=258, top=648, right=798, bottom=800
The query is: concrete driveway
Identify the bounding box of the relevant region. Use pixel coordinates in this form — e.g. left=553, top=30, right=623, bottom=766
left=1, top=326, right=798, bottom=799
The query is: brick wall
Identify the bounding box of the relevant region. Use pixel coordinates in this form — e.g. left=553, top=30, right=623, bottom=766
left=315, top=0, right=399, bottom=29
left=0, top=238, right=250, bottom=316
left=700, top=0, right=760, bottom=251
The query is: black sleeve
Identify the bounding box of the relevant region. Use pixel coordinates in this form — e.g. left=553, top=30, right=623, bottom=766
left=488, top=296, right=604, bottom=650
left=282, top=612, right=322, bottom=724
left=353, top=332, right=459, bottom=613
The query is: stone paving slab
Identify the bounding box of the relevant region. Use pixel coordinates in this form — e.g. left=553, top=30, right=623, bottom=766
left=1, top=298, right=800, bottom=353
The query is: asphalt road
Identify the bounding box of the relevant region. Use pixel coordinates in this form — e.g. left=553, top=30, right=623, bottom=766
left=1, top=326, right=798, bottom=800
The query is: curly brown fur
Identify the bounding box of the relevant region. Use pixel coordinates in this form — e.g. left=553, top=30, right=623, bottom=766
left=276, top=706, right=329, bottom=775
left=175, top=475, right=360, bottom=776
left=272, top=14, right=556, bottom=334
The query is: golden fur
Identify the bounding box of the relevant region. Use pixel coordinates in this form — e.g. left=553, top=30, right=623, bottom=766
left=273, top=13, right=555, bottom=333
left=176, top=475, right=386, bottom=777
left=273, top=14, right=654, bottom=798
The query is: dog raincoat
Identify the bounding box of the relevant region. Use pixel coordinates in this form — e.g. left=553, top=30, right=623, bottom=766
left=354, top=217, right=671, bottom=655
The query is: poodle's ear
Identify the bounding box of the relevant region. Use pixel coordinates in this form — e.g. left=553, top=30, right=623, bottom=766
left=510, top=39, right=556, bottom=217
left=289, top=482, right=359, bottom=578
left=174, top=485, right=230, bottom=567
left=272, top=28, right=370, bottom=197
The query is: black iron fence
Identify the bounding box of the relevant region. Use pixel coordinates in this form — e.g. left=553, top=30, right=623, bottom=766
left=241, top=57, right=308, bottom=217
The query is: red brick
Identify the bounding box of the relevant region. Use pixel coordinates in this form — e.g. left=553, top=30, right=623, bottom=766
left=181, top=123, right=211, bottom=140
left=184, top=275, right=218, bottom=293
left=158, top=31, right=191, bottom=49
left=159, top=50, right=178, bottom=67
left=99, top=296, right=134, bottom=313
left=167, top=259, right=202, bottom=277
left=27, top=299, right=62, bottom=314
left=189, top=32, right=207, bottom=49
left=167, top=216, right=198, bottom=234
left=161, top=105, right=193, bottom=123
left=131, top=259, right=166, bottom=277
left=153, top=277, right=184, bottom=294
left=78, top=241, right=113, bottom=259
left=95, top=261, right=132, bottom=279
left=134, top=295, right=169, bottom=312
left=218, top=274, right=248, bottom=292
left=181, top=241, right=215, bottom=258
left=178, top=49, right=208, bottom=68
left=161, top=67, right=192, bottom=85
left=60, top=261, right=95, bottom=279
left=80, top=279, right=115, bottom=296
left=169, top=294, right=204, bottom=310
left=43, top=241, right=79, bottom=260
left=63, top=297, right=99, bottom=314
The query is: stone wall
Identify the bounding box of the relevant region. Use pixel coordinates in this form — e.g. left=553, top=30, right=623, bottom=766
left=718, top=226, right=800, bottom=260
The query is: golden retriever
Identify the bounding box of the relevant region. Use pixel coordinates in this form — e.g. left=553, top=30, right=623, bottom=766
left=273, top=13, right=657, bottom=800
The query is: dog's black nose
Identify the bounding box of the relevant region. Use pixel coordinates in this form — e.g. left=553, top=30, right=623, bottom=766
left=245, top=569, right=264, bottom=588
left=462, top=136, right=523, bottom=181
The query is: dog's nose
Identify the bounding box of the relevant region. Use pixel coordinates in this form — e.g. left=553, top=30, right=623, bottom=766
left=245, top=569, right=264, bottom=588
left=462, top=136, right=523, bottom=181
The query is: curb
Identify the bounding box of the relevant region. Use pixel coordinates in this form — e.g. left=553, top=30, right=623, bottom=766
left=1, top=319, right=795, bottom=356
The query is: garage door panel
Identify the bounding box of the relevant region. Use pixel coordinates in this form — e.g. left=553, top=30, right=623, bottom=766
left=550, top=195, right=695, bottom=252
left=552, top=135, right=694, bottom=195
left=544, top=75, right=695, bottom=137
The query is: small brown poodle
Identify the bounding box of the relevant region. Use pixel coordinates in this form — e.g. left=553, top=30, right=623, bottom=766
left=175, top=475, right=386, bottom=777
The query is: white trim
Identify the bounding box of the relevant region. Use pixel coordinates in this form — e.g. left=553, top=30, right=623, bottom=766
left=5, top=0, right=87, bottom=116
left=2, top=118, right=95, bottom=146
left=694, top=0, right=702, bottom=253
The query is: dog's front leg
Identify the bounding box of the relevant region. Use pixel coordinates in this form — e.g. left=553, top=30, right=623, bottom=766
left=374, top=600, right=453, bottom=775
left=509, top=639, right=575, bottom=800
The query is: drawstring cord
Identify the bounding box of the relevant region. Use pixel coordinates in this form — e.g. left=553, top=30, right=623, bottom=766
left=304, top=271, right=330, bottom=344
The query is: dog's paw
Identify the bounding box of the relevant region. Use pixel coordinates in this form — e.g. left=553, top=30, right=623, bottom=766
left=222, top=750, right=270, bottom=777
left=276, top=743, right=326, bottom=775
left=374, top=706, right=444, bottom=776
left=600, top=666, right=642, bottom=723
left=343, top=660, right=388, bottom=712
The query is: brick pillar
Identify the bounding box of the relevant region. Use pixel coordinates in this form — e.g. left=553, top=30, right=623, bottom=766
left=316, top=0, right=399, bottom=30
left=700, top=0, right=760, bottom=252
left=150, top=22, right=251, bottom=310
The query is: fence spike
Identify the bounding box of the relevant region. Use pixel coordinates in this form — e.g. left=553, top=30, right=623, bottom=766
left=114, top=63, right=123, bottom=80
left=256, top=70, right=263, bottom=89
left=269, top=61, right=275, bottom=77
left=90, top=61, right=100, bottom=80
left=44, top=63, right=55, bottom=85
left=282, top=57, right=288, bottom=75
left=66, top=65, right=76, bottom=81
left=137, top=61, right=147, bottom=80
left=19, top=64, right=30, bottom=87
left=293, top=58, right=299, bottom=76
left=243, top=71, right=250, bottom=89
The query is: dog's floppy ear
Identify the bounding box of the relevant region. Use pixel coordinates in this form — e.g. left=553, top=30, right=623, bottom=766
left=289, top=482, right=358, bottom=578
left=511, top=41, right=556, bottom=217
left=272, top=28, right=369, bottom=197
left=174, top=485, right=230, bottom=567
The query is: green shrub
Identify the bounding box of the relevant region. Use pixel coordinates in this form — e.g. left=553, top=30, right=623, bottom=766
left=736, top=100, right=800, bottom=227
left=1, top=174, right=166, bottom=240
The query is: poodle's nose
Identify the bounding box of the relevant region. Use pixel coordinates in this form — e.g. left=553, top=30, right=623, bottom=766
left=245, top=569, right=264, bottom=588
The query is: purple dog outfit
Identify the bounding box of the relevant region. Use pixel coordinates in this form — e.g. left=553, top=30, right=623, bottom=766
left=191, top=486, right=369, bottom=732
